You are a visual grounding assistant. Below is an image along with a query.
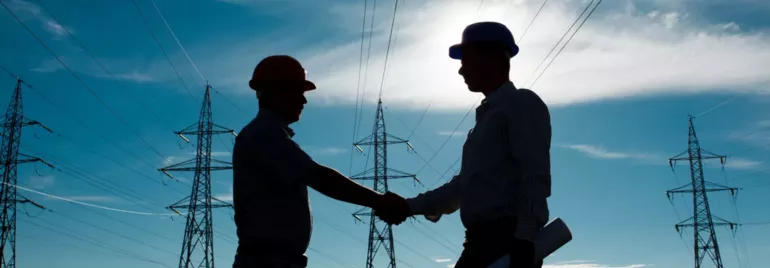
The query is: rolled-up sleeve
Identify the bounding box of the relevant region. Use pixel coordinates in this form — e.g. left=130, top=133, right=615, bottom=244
left=405, top=173, right=463, bottom=216
left=257, top=132, right=317, bottom=184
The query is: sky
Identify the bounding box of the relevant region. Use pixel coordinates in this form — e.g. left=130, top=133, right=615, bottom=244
left=0, top=0, right=769, bottom=267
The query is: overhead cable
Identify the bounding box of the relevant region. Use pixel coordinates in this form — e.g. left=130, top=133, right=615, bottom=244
left=0, top=0, right=168, bottom=160
left=6, top=182, right=181, bottom=216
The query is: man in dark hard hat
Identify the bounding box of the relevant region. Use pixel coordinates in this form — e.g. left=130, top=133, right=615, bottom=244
left=232, top=55, right=410, bottom=268
left=377, top=22, right=552, bottom=268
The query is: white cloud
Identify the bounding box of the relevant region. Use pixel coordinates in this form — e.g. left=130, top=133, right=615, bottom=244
left=40, top=0, right=770, bottom=110
left=437, top=131, right=466, bottom=137
left=308, top=146, right=347, bottom=156
left=756, top=120, right=770, bottom=128
left=163, top=156, right=179, bottom=166
left=27, top=175, right=54, bottom=189
left=559, top=144, right=661, bottom=162
left=727, top=124, right=770, bottom=149
left=241, top=0, right=770, bottom=110
left=113, top=70, right=159, bottom=83
left=658, top=12, right=682, bottom=29
left=6, top=0, right=71, bottom=38
left=435, top=258, right=452, bottom=263
left=214, top=185, right=233, bottom=202
left=724, top=157, right=761, bottom=170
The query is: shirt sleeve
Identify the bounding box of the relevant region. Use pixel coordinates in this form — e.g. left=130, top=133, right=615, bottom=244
left=256, top=131, right=317, bottom=184
left=505, top=90, right=552, bottom=198
left=405, top=173, right=463, bottom=216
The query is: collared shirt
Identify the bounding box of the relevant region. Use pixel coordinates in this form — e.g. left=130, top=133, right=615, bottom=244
left=405, top=81, right=552, bottom=241
left=232, top=109, right=317, bottom=256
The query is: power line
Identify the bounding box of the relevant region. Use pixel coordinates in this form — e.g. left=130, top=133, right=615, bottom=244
left=21, top=218, right=173, bottom=268
left=518, top=0, right=550, bottom=43
left=376, top=0, right=400, bottom=99
left=405, top=100, right=432, bottom=141
left=406, top=222, right=461, bottom=255
left=32, top=0, right=180, bottom=135
left=26, top=149, right=165, bottom=212
left=0, top=0, right=169, bottom=161
left=412, top=96, right=480, bottom=176
left=15, top=78, right=184, bottom=193
left=528, top=0, right=603, bottom=89
left=145, top=0, right=250, bottom=114
left=6, top=182, right=180, bottom=216
left=70, top=202, right=178, bottom=244
left=522, top=0, right=595, bottom=87
left=128, top=0, right=198, bottom=102
left=353, top=0, right=379, bottom=145
left=49, top=209, right=178, bottom=256
left=0, top=63, right=18, bottom=79
left=348, top=0, right=371, bottom=177
left=147, top=0, right=203, bottom=83
left=476, top=0, right=485, bottom=12
left=307, top=246, right=352, bottom=268
left=19, top=78, right=159, bottom=170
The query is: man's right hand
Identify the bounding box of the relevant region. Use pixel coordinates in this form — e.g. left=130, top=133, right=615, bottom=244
left=374, top=191, right=412, bottom=225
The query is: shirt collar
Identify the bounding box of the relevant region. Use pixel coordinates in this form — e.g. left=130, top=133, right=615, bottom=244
left=256, top=108, right=296, bottom=137
left=478, top=81, right=516, bottom=110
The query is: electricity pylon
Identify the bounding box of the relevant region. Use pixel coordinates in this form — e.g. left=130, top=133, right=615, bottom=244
left=351, top=99, right=419, bottom=268
left=159, top=84, right=236, bottom=268
left=667, top=115, right=738, bottom=268
left=0, top=78, right=53, bottom=268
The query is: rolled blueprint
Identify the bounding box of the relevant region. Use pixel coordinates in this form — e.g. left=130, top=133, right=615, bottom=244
left=487, top=218, right=572, bottom=268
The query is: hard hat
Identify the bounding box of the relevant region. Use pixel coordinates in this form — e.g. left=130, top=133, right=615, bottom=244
left=249, top=55, right=316, bottom=92
left=448, top=21, right=519, bottom=60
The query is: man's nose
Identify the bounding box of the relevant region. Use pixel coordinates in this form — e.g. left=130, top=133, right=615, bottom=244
left=458, top=65, right=464, bottom=76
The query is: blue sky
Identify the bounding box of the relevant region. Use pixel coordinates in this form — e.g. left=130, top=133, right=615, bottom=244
left=1, top=0, right=769, bottom=267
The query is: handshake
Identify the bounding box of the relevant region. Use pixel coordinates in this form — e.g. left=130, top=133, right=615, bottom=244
left=373, top=191, right=413, bottom=225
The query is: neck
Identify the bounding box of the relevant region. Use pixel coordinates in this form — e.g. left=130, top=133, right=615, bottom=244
left=261, top=107, right=292, bottom=125
left=481, top=76, right=510, bottom=97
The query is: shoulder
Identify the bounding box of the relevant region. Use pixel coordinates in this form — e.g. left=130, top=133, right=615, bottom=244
left=235, top=118, right=281, bottom=150
left=511, top=88, right=547, bottom=109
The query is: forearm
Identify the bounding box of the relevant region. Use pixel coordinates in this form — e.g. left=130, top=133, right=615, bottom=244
left=406, top=175, right=462, bottom=215
left=309, top=164, right=383, bottom=209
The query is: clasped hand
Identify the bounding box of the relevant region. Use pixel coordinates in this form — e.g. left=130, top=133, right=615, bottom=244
left=374, top=191, right=411, bottom=225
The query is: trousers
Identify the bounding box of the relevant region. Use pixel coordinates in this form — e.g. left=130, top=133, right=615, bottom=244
left=232, top=242, right=308, bottom=268
left=454, top=218, right=542, bottom=268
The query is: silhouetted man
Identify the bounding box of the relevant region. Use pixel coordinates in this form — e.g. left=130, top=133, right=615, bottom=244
left=232, top=55, right=410, bottom=268
left=378, top=22, right=552, bottom=268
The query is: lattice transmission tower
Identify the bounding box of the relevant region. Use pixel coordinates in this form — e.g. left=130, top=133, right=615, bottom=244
left=0, top=78, right=52, bottom=268
left=666, top=115, right=739, bottom=268
left=159, top=84, right=236, bottom=268
left=351, top=99, right=419, bottom=268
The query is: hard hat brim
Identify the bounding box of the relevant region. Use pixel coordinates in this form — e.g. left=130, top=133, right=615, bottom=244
left=303, top=80, right=317, bottom=91
left=448, top=43, right=520, bottom=60
left=249, top=79, right=316, bottom=92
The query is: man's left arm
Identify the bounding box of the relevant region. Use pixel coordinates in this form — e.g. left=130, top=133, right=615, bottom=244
left=505, top=89, right=552, bottom=198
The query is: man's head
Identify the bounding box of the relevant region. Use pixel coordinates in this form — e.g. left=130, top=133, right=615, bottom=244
left=448, top=22, right=518, bottom=93
left=249, top=55, right=316, bottom=124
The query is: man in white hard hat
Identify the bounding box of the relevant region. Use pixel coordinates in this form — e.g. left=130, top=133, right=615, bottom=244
left=377, top=22, right=552, bottom=268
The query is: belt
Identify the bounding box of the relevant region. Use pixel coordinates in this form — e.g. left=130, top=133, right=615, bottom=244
left=465, top=217, right=518, bottom=243
left=235, top=243, right=308, bottom=267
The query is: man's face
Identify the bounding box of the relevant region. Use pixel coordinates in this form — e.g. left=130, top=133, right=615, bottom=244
left=265, top=84, right=308, bottom=124
left=458, top=45, right=496, bottom=93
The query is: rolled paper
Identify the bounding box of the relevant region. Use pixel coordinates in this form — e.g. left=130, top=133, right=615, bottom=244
left=486, top=218, right=573, bottom=268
